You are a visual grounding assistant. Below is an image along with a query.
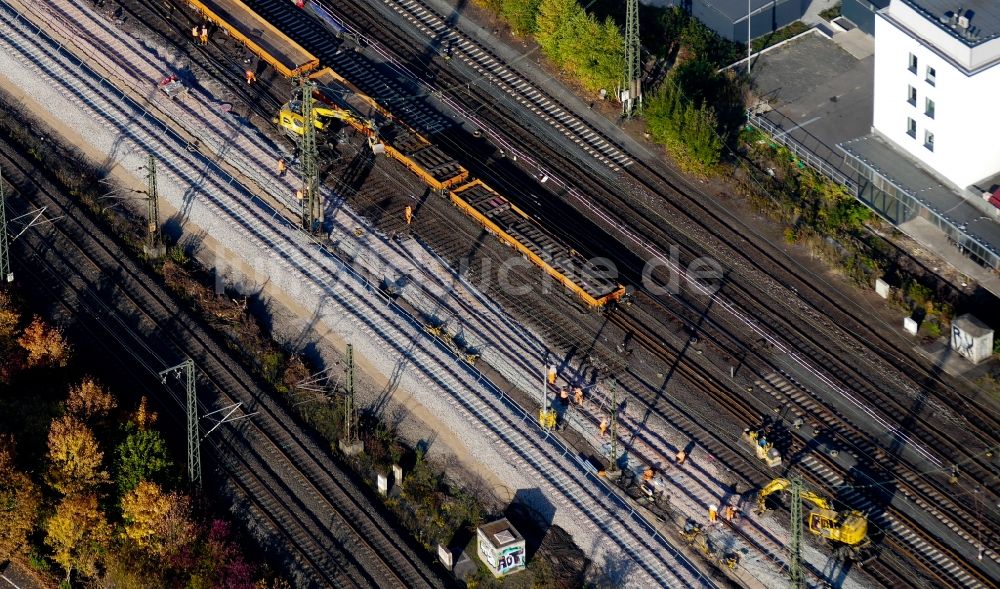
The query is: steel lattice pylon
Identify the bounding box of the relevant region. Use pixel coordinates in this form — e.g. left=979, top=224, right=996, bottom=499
left=300, top=79, right=321, bottom=233
left=789, top=476, right=805, bottom=589
left=160, top=360, right=200, bottom=487
left=0, top=169, right=11, bottom=283
left=146, top=155, right=162, bottom=250
left=622, top=0, right=642, bottom=117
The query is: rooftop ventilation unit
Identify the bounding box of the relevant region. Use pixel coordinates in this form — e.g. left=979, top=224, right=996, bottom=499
left=958, top=15, right=970, bottom=28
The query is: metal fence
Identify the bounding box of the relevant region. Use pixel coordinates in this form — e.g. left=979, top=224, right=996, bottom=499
left=746, top=112, right=858, bottom=191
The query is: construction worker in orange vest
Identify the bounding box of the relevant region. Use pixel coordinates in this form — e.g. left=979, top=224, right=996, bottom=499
left=643, top=468, right=654, bottom=481
left=547, top=365, right=556, bottom=385
left=404, top=205, right=413, bottom=225
left=724, top=505, right=735, bottom=521
left=708, top=505, right=718, bottom=523
left=675, top=449, right=687, bottom=465
left=245, top=69, right=256, bottom=85
left=277, top=157, right=287, bottom=177
left=573, top=387, right=583, bottom=404
left=199, top=24, right=209, bottom=45
left=295, top=188, right=303, bottom=201
left=599, top=418, right=607, bottom=437
left=191, top=26, right=199, bottom=43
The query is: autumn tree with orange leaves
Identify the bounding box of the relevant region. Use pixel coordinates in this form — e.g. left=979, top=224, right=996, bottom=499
left=66, top=376, right=117, bottom=420
left=47, top=415, right=108, bottom=495
left=18, top=315, right=70, bottom=368
left=0, top=435, right=41, bottom=561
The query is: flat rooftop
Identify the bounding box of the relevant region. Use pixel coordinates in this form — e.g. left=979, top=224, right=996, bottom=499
left=751, top=29, right=874, bottom=182
left=900, top=0, right=1000, bottom=45
left=839, top=133, right=1000, bottom=258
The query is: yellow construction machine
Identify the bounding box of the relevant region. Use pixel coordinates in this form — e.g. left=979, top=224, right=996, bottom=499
left=275, top=98, right=382, bottom=150
left=743, top=427, right=782, bottom=467
left=757, top=478, right=870, bottom=549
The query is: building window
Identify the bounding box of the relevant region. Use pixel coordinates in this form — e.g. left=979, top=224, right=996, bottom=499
left=925, top=97, right=935, bottom=119
left=926, top=66, right=936, bottom=85
left=907, top=85, right=917, bottom=105
left=908, top=53, right=917, bottom=73
left=924, top=130, right=934, bottom=151
left=907, top=117, right=916, bottom=138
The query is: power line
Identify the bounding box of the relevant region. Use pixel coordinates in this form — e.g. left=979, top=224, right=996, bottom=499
left=0, top=168, right=12, bottom=284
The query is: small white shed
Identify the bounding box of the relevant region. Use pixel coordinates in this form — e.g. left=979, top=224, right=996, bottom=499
left=951, top=314, right=994, bottom=364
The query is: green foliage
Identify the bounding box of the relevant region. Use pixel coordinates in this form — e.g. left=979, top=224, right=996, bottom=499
left=167, top=246, right=188, bottom=266
left=645, top=81, right=723, bottom=174
left=751, top=21, right=809, bottom=53
left=28, top=549, right=52, bottom=571
left=114, top=426, right=173, bottom=496
left=397, top=452, right=481, bottom=549
left=260, top=350, right=285, bottom=384
left=820, top=3, right=842, bottom=21
left=678, top=11, right=741, bottom=66
left=906, top=281, right=934, bottom=309
left=499, top=0, right=541, bottom=35
left=534, top=0, right=623, bottom=92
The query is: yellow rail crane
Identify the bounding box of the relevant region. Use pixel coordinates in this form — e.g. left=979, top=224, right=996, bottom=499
left=757, top=478, right=871, bottom=557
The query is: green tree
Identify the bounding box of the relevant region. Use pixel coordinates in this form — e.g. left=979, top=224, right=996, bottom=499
left=114, top=426, right=173, bottom=495
left=534, top=0, right=581, bottom=59
left=500, top=0, right=541, bottom=35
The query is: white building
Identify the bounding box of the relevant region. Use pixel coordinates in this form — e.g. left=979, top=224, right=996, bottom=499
left=872, top=0, right=1000, bottom=190
left=840, top=0, right=1000, bottom=271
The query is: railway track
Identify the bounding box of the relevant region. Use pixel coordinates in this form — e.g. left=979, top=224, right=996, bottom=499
left=19, top=0, right=996, bottom=584
left=227, top=1, right=989, bottom=584
left=0, top=2, right=720, bottom=585
left=0, top=134, right=439, bottom=589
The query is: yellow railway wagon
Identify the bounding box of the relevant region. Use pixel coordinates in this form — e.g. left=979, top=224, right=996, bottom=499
left=311, top=68, right=468, bottom=191
left=186, top=0, right=319, bottom=77
left=450, top=180, right=627, bottom=309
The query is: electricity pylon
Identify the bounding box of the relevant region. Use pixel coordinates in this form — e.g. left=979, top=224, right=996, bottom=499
left=299, top=79, right=321, bottom=233
left=789, top=476, right=805, bottom=589
left=160, top=360, right=200, bottom=487
left=0, top=169, right=12, bottom=283
left=144, top=155, right=164, bottom=257
left=622, top=0, right=642, bottom=117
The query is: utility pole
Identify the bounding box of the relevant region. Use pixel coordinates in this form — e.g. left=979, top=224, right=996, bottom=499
left=622, top=0, right=642, bottom=117
left=160, top=360, right=200, bottom=487
left=299, top=79, right=321, bottom=233
left=144, top=155, right=165, bottom=258
left=338, top=343, right=363, bottom=455
left=608, top=379, right=620, bottom=474
left=0, top=169, right=12, bottom=284
left=747, top=0, right=753, bottom=76
left=344, top=343, right=355, bottom=442
left=789, top=476, right=805, bottom=589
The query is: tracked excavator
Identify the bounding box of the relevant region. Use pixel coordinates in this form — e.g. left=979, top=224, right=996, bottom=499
left=275, top=96, right=383, bottom=152
left=757, top=478, right=871, bottom=554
